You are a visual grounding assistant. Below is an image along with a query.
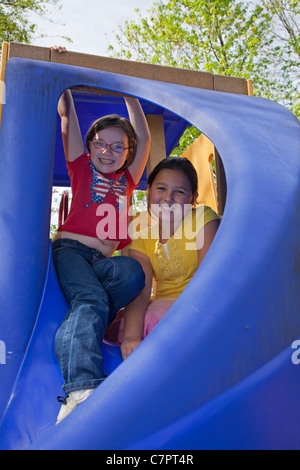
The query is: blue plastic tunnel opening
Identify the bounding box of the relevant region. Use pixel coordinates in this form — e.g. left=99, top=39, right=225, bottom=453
left=0, top=57, right=300, bottom=450
left=53, top=89, right=193, bottom=189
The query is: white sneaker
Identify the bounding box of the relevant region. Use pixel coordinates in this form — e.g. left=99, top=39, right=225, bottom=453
left=56, top=388, right=94, bottom=425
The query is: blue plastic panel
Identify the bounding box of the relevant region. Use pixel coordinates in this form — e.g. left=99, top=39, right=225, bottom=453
left=0, top=57, right=300, bottom=450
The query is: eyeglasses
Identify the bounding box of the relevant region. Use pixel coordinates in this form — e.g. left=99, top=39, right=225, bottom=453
left=91, top=139, right=129, bottom=153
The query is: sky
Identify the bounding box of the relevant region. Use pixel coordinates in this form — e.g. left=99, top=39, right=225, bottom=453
left=30, top=0, right=158, bottom=57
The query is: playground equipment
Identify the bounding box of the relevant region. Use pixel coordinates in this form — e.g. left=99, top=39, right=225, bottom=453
left=0, top=42, right=300, bottom=450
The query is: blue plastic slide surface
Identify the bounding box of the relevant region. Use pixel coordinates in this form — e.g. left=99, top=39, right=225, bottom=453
left=0, top=57, right=300, bottom=450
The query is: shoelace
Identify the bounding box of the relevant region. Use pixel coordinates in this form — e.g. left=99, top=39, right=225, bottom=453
left=57, top=395, right=69, bottom=405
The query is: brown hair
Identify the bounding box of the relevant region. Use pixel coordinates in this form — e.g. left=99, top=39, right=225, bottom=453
left=147, top=157, right=198, bottom=195
left=85, top=114, right=137, bottom=170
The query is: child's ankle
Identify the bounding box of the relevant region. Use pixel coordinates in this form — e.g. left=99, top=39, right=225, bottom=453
left=70, top=388, right=94, bottom=403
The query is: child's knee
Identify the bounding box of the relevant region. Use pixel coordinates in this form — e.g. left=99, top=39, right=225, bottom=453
left=129, top=258, right=145, bottom=289
left=118, top=256, right=145, bottom=290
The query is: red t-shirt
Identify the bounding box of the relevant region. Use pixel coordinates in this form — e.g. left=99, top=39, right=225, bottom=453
left=58, top=153, right=137, bottom=250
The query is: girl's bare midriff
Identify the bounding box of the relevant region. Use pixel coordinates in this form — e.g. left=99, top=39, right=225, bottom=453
left=53, top=231, right=119, bottom=258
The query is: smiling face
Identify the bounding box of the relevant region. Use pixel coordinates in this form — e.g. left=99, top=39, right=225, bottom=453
left=89, top=127, right=129, bottom=174
left=148, top=168, right=197, bottom=224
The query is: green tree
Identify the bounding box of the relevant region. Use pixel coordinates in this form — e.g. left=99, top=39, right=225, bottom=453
left=262, top=0, right=299, bottom=57
left=108, top=0, right=299, bottom=118
left=0, top=0, right=63, bottom=43
left=260, top=0, right=299, bottom=115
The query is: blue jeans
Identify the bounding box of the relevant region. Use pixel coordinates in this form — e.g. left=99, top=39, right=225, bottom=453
left=52, top=239, right=145, bottom=393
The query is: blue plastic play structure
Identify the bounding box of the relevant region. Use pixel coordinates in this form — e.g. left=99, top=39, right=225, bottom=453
left=0, top=55, right=300, bottom=450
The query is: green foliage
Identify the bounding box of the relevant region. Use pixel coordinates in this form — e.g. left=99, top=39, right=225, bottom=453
left=169, top=126, right=201, bottom=157
left=0, top=0, right=63, bottom=43
left=108, top=0, right=299, bottom=119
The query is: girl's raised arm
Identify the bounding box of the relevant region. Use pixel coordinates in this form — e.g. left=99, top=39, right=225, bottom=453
left=124, top=97, right=151, bottom=184
left=58, top=89, right=85, bottom=162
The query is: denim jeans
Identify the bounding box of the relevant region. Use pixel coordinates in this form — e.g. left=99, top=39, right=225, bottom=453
left=52, top=239, right=145, bottom=393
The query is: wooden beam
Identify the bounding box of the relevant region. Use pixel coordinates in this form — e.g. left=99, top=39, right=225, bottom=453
left=8, top=42, right=50, bottom=62
left=214, top=149, right=227, bottom=216
left=51, top=48, right=209, bottom=88
left=213, top=74, right=248, bottom=95
left=247, top=79, right=254, bottom=96
left=0, top=42, right=9, bottom=128
left=146, top=114, right=166, bottom=178
left=50, top=48, right=214, bottom=90
left=4, top=42, right=251, bottom=95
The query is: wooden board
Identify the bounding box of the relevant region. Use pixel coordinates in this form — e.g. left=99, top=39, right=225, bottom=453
left=5, top=42, right=251, bottom=95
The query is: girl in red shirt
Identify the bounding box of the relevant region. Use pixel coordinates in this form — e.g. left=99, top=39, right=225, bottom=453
left=53, top=89, right=151, bottom=424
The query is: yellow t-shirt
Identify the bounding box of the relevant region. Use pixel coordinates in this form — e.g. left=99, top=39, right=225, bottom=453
left=129, top=205, right=220, bottom=299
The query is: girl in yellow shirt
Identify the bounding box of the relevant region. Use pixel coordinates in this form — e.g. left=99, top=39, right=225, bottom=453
left=109, top=157, right=221, bottom=359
